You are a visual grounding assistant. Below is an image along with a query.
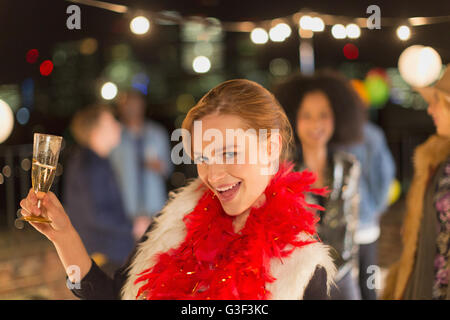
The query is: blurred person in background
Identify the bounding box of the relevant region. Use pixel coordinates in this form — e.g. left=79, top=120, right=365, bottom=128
left=274, top=70, right=366, bottom=299
left=338, top=93, right=396, bottom=300
left=110, top=90, right=172, bottom=240
left=383, top=66, right=450, bottom=300
left=64, top=104, right=135, bottom=276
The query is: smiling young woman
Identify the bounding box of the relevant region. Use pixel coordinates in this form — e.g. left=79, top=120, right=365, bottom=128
left=20, top=79, right=336, bottom=300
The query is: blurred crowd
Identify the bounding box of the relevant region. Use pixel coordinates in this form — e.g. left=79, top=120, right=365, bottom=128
left=60, top=66, right=449, bottom=299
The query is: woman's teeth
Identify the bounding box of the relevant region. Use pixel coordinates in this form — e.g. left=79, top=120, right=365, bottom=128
left=216, top=182, right=240, bottom=193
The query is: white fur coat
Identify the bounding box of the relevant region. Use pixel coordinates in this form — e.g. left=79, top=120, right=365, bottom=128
left=121, top=178, right=336, bottom=300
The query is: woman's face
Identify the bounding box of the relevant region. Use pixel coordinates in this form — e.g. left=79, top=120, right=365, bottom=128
left=193, top=113, right=278, bottom=216
left=92, top=111, right=121, bottom=151
left=296, top=90, right=334, bottom=149
left=427, top=91, right=450, bottom=138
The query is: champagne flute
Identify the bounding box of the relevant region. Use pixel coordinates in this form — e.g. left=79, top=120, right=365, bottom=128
left=16, top=133, right=62, bottom=225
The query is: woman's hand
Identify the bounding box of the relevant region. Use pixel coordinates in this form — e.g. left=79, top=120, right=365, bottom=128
left=20, top=189, right=73, bottom=243
left=20, top=189, right=93, bottom=282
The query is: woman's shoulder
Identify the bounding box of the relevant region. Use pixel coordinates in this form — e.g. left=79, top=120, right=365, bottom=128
left=267, top=235, right=336, bottom=299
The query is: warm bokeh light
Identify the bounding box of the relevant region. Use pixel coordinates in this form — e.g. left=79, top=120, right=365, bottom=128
left=130, top=16, right=150, bottom=35
left=269, top=23, right=291, bottom=42
left=398, top=45, right=442, bottom=87
left=250, top=28, right=269, bottom=44
left=101, top=82, right=118, bottom=100
left=396, top=25, right=411, bottom=41
left=192, top=56, right=211, bottom=73
left=331, top=24, right=346, bottom=39
left=346, top=24, right=361, bottom=39
left=311, top=17, right=325, bottom=32
left=80, top=38, right=98, bottom=55
left=269, top=26, right=284, bottom=42
left=299, top=15, right=313, bottom=30
left=0, top=99, right=14, bottom=144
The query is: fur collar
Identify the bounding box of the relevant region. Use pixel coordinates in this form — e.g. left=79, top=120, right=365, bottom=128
left=121, top=178, right=336, bottom=300
left=383, top=134, right=450, bottom=299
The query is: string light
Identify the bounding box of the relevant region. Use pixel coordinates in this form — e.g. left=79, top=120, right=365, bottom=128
left=398, top=45, right=442, bottom=87
left=310, top=17, right=325, bottom=32
left=299, top=15, right=313, bottom=30
left=130, top=16, right=150, bottom=35
left=192, top=56, right=211, bottom=73
left=67, top=0, right=450, bottom=42
left=331, top=24, right=346, bottom=39
left=269, top=23, right=291, bottom=42
left=346, top=24, right=361, bottom=39
left=250, top=28, right=269, bottom=44
left=0, top=99, right=14, bottom=144
left=101, top=82, right=118, bottom=100
left=396, top=25, right=411, bottom=41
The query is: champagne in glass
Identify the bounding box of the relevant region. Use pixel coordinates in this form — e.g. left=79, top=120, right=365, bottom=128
left=18, top=133, right=62, bottom=224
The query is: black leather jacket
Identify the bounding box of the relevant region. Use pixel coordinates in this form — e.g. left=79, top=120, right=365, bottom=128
left=297, top=151, right=360, bottom=281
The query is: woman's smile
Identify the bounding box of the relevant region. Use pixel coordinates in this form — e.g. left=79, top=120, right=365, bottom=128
left=214, top=181, right=242, bottom=202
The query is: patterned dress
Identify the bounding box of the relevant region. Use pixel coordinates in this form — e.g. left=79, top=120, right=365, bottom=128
left=433, top=157, right=450, bottom=299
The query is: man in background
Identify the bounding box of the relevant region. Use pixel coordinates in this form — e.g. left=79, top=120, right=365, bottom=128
left=64, top=104, right=135, bottom=275
left=110, top=90, right=172, bottom=240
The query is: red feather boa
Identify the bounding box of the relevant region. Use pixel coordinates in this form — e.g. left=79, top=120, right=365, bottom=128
left=134, top=162, right=327, bottom=300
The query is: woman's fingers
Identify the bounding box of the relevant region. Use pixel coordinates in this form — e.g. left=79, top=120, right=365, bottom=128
left=42, top=192, right=63, bottom=217
left=20, top=189, right=41, bottom=216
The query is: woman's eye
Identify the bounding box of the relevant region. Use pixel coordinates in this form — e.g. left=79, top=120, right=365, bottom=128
left=224, top=152, right=237, bottom=159
left=195, top=156, right=209, bottom=163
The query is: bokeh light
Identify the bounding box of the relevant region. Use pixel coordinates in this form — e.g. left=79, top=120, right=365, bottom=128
left=80, top=38, right=98, bottom=55
left=396, top=25, right=411, bottom=41
left=343, top=43, right=359, bottom=60
left=311, top=17, right=325, bottom=32
left=398, top=45, right=442, bottom=87
left=331, top=24, right=346, bottom=39
left=299, top=15, right=313, bottom=30
left=345, top=24, right=361, bottom=39
left=269, top=23, right=291, bottom=42
left=250, top=28, right=268, bottom=44
left=39, top=60, right=54, bottom=76
left=16, top=107, right=30, bottom=125
left=269, top=58, right=291, bottom=76
left=192, top=56, right=211, bottom=73
left=26, top=49, right=39, bottom=64
left=0, top=99, right=14, bottom=143
left=130, top=16, right=150, bottom=35
left=101, top=82, right=118, bottom=100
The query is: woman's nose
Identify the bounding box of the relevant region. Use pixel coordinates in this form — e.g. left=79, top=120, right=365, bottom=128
left=207, top=164, right=227, bottom=183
